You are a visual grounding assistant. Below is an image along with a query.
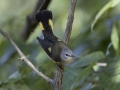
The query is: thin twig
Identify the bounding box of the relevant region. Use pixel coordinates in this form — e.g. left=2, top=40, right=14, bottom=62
left=53, top=0, right=77, bottom=90
left=0, top=29, right=53, bottom=83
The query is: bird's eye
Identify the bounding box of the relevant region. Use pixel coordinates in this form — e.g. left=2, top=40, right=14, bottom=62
left=65, top=54, right=68, bottom=56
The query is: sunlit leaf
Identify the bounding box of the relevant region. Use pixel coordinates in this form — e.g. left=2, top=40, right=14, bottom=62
left=111, top=0, right=120, bottom=7
left=91, top=0, right=120, bottom=31
left=111, top=24, right=119, bottom=54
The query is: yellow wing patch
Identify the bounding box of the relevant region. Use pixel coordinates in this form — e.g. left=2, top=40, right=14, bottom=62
left=48, top=47, right=51, bottom=52
left=49, top=19, right=53, bottom=30
left=39, top=22, right=44, bottom=30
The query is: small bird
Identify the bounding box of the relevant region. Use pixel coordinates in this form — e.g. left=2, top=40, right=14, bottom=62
left=35, top=10, right=74, bottom=64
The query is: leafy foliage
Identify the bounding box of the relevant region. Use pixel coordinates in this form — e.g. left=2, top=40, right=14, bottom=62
left=0, top=0, right=120, bottom=90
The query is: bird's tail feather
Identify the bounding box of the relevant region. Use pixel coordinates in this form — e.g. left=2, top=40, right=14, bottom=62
left=35, top=10, right=53, bottom=34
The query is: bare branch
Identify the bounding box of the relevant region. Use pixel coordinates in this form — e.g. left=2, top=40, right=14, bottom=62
left=53, top=0, right=77, bottom=90
left=52, top=66, right=64, bottom=90
left=20, top=0, right=51, bottom=41
left=64, top=0, right=77, bottom=44
left=0, top=29, right=53, bottom=83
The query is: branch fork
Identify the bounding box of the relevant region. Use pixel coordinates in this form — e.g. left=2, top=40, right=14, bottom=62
left=18, top=56, right=26, bottom=61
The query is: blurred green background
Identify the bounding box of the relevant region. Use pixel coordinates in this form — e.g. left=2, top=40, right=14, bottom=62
left=0, top=0, right=120, bottom=90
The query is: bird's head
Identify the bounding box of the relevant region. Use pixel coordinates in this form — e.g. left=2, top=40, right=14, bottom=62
left=60, top=46, right=74, bottom=64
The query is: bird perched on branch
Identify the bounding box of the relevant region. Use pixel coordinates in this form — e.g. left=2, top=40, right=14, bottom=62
left=35, top=10, right=74, bottom=65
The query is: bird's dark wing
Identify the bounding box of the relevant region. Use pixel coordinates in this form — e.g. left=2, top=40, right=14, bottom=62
left=37, top=37, right=54, bottom=60
left=42, top=30, right=58, bottom=43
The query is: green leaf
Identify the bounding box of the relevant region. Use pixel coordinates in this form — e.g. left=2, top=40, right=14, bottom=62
left=90, top=86, right=104, bottom=90
left=71, top=51, right=105, bottom=68
left=91, top=0, right=120, bottom=31
left=8, top=71, right=21, bottom=79
left=70, top=63, right=95, bottom=90
left=100, top=57, right=120, bottom=90
left=111, top=0, right=120, bottom=7
left=62, top=68, right=83, bottom=90
left=111, top=24, right=119, bottom=54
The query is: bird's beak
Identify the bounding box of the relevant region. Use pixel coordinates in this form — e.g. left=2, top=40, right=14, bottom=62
left=69, top=55, right=74, bottom=57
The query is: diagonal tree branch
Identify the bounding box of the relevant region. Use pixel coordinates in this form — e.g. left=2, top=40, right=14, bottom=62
left=0, top=29, right=53, bottom=83
left=52, top=0, right=77, bottom=90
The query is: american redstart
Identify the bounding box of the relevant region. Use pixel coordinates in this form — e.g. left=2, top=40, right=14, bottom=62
left=35, top=10, right=74, bottom=64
